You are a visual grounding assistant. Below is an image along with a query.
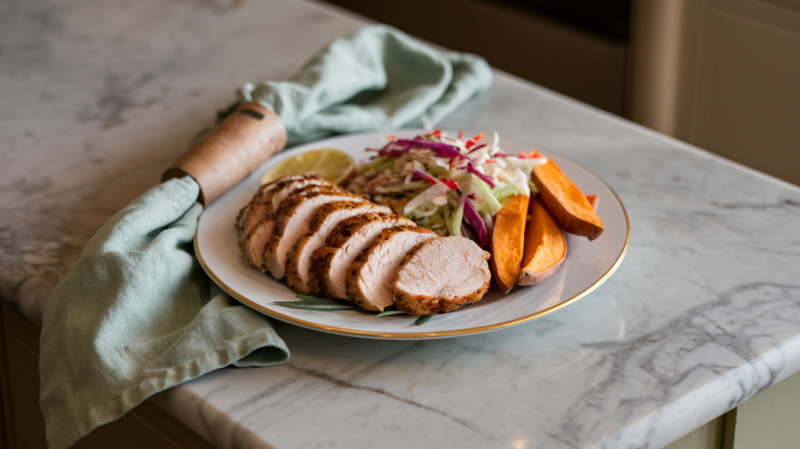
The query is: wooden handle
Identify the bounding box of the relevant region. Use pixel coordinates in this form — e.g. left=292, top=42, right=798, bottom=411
left=162, top=101, right=288, bottom=206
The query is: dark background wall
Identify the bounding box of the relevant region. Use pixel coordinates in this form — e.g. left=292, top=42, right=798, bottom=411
left=320, top=0, right=632, bottom=116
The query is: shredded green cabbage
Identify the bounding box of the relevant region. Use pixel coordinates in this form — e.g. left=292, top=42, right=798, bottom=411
left=362, top=156, right=394, bottom=172
left=473, top=176, right=502, bottom=216
left=448, top=201, right=465, bottom=237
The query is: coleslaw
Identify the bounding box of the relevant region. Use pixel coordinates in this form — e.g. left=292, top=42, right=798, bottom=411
left=345, top=130, right=548, bottom=248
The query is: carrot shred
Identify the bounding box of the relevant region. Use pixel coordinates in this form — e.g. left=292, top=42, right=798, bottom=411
left=464, top=132, right=485, bottom=149
left=518, top=150, right=542, bottom=159
left=440, top=178, right=458, bottom=190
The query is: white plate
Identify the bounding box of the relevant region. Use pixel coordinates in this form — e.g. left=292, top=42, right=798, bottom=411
left=195, top=130, right=629, bottom=340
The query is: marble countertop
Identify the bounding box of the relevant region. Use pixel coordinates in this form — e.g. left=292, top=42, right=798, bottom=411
left=3, top=0, right=800, bottom=448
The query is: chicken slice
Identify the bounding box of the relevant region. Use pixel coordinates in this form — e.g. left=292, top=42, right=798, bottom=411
left=244, top=220, right=276, bottom=268
left=263, top=190, right=362, bottom=279
left=250, top=174, right=326, bottom=205
left=236, top=175, right=330, bottom=252
left=311, top=213, right=414, bottom=300
left=242, top=183, right=341, bottom=269
left=237, top=175, right=314, bottom=235
left=264, top=175, right=331, bottom=211
left=239, top=206, right=269, bottom=265
left=393, top=236, right=491, bottom=315
left=285, top=202, right=390, bottom=294
left=346, top=226, right=436, bottom=312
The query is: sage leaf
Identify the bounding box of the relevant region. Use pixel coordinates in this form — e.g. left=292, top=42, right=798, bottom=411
left=375, top=310, right=408, bottom=318
left=415, top=315, right=433, bottom=326
left=295, top=294, right=344, bottom=305
left=272, top=301, right=358, bottom=311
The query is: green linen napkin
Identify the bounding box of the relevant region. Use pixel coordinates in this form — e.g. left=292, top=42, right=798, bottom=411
left=40, top=177, right=289, bottom=449
left=239, top=25, right=493, bottom=144
left=39, top=25, right=492, bottom=449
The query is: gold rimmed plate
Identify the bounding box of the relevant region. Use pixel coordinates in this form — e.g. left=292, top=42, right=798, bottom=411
left=195, top=130, right=629, bottom=340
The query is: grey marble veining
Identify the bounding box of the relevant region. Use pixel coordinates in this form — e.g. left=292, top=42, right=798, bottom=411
left=3, top=0, right=800, bottom=448
left=0, top=0, right=361, bottom=323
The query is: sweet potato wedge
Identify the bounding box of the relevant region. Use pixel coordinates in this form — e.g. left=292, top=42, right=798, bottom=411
left=517, top=197, right=567, bottom=286
left=585, top=194, right=598, bottom=210
left=531, top=160, right=603, bottom=240
left=490, top=194, right=528, bottom=294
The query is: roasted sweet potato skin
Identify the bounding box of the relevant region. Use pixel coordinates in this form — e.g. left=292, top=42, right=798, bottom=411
left=490, top=194, right=529, bottom=293
left=517, top=197, right=567, bottom=286
left=531, top=160, right=603, bottom=241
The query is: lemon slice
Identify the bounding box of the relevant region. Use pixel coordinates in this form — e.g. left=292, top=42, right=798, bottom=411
left=261, top=148, right=355, bottom=185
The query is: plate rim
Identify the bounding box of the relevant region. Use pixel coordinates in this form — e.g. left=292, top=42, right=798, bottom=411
left=194, top=131, right=631, bottom=339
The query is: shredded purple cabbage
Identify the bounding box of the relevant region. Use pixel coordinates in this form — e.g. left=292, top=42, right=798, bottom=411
left=463, top=200, right=489, bottom=249
left=378, top=139, right=460, bottom=158
left=378, top=138, right=495, bottom=187
left=467, top=143, right=487, bottom=154
left=377, top=140, right=411, bottom=157
left=465, top=164, right=495, bottom=187
left=411, top=170, right=437, bottom=184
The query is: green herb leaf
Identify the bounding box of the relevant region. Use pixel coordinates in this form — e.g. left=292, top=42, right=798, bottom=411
left=273, top=301, right=358, bottom=311
left=294, top=294, right=346, bottom=305
left=415, top=315, right=433, bottom=326
left=375, top=310, right=408, bottom=318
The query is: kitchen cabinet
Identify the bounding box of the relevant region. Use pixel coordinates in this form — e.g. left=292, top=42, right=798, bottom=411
left=0, top=303, right=216, bottom=449
left=630, top=0, right=800, bottom=186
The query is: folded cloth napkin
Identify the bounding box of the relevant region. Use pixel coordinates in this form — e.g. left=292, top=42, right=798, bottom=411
left=39, top=25, right=492, bottom=449
left=239, top=25, right=492, bottom=144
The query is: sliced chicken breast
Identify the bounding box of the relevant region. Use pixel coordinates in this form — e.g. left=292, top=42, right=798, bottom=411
left=311, top=213, right=414, bottom=300
left=238, top=203, right=270, bottom=252
left=264, top=175, right=331, bottom=212
left=241, top=205, right=269, bottom=266
left=285, top=202, right=390, bottom=294
left=241, top=182, right=341, bottom=269
left=246, top=177, right=288, bottom=206
left=235, top=204, right=254, bottom=236
left=237, top=176, right=309, bottom=234
left=393, top=236, right=491, bottom=315
left=250, top=174, right=326, bottom=205
left=263, top=190, right=363, bottom=279
left=346, top=226, right=436, bottom=312
left=236, top=175, right=330, bottom=248
left=244, top=221, right=275, bottom=268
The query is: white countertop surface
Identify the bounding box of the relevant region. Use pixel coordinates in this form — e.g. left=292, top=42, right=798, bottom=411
left=3, top=0, right=800, bottom=448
